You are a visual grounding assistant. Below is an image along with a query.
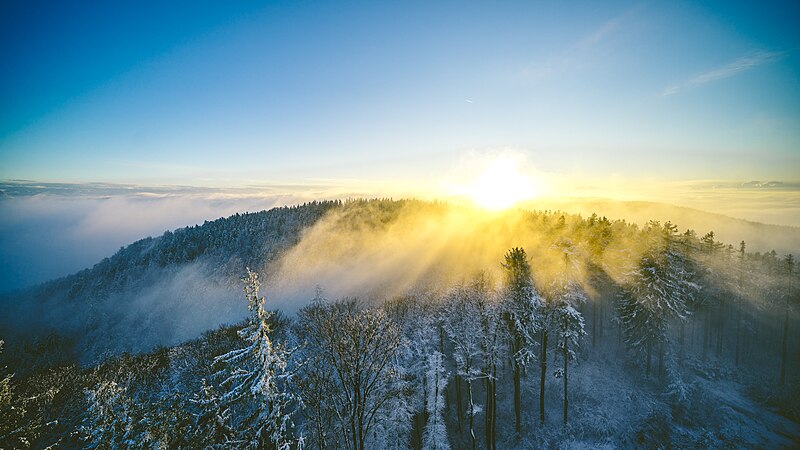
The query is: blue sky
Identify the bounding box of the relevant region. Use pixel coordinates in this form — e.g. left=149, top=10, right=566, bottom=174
left=1, top=0, right=799, bottom=186
left=1, top=0, right=800, bottom=290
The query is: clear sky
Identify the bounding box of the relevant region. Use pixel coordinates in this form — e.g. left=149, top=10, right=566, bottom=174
left=1, top=0, right=799, bottom=187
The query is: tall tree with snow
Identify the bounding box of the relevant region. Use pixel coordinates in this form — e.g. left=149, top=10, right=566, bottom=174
left=501, top=247, right=540, bottom=433
left=550, top=279, right=587, bottom=427
left=213, top=268, right=299, bottom=449
left=617, top=223, right=694, bottom=378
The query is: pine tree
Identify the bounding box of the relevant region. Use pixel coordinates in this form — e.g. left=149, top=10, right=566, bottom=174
left=617, top=224, right=694, bottom=378
left=501, top=247, right=541, bottom=433
left=214, top=268, right=299, bottom=449
left=550, top=279, right=586, bottom=427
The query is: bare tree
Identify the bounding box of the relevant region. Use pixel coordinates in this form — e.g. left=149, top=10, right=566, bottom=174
left=297, top=299, right=404, bottom=450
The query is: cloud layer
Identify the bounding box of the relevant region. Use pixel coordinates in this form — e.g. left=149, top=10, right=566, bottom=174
left=0, top=181, right=357, bottom=292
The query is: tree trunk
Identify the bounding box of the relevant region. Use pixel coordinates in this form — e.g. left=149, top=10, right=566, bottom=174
left=467, top=379, right=476, bottom=450
left=540, top=329, right=548, bottom=425
left=491, top=363, right=497, bottom=449
left=735, top=298, right=742, bottom=366
left=456, top=375, right=463, bottom=432
left=484, top=366, right=497, bottom=450
left=679, top=321, right=685, bottom=362
left=514, top=336, right=521, bottom=434
left=646, top=341, right=651, bottom=377
left=563, top=340, right=568, bottom=428
left=485, top=376, right=491, bottom=450
left=717, top=298, right=725, bottom=357
left=592, top=301, right=597, bottom=348
left=599, top=298, right=605, bottom=339
left=703, top=310, right=710, bottom=361
left=514, top=361, right=521, bottom=433
left=781, top=303, right=789, bottom=385
left=658, top=342, right=665, bottom=381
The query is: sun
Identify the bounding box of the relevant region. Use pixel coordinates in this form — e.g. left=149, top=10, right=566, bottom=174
left=465, top=156, right=540, bottom=210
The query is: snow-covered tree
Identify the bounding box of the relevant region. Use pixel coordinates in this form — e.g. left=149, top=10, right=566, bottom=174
left=473, top=272, right=502, bottom=450
left=214, top=268, right=299, bottom=449
left=422, top=351, right=450, bottom=450
left=617, top=223, right=695, bottom=378
left=192, top=378, right=234, bottom=448
left=83, top=380, right=137, bottom=449
left=501, top=247, right=541, bottom=433
left=550, top=279, right=587, bottom=427
left=443, top=280, right=484, bottom=449
left=296, top=299, right=404, bottom=450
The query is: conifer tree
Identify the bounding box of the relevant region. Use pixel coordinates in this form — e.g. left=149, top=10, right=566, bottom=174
left=550, top=279, right=586, bottom=427
left=617, top=224, right=694, bottom=378
left=501, top=247, right=541, bottom=433
left=214, top=268, right=299, bottom=449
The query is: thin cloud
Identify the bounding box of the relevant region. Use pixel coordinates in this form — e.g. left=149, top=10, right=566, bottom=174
left=662, top=50, right=783, bottom=96
left=576, top=15, right=623, bottom=50
left=519, top=6, right=640, bottom=80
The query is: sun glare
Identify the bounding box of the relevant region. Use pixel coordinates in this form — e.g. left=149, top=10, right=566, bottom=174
left=465, top=156, right=540, bottom=210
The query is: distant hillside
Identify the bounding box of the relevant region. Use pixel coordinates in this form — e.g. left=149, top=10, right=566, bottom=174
left=2, top=197, right=797, bottom=363
left=530, top=197, right=800, bottom=256
left=0, top=201, right=340, bottom=360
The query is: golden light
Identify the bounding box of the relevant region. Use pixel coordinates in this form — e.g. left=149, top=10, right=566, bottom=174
left=465, top=156, right=540, bottom=210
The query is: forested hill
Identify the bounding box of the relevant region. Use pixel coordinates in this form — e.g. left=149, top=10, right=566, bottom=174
left=2, top=198, right=798, bottom=365
left=1, top=198, right=798, bottom=449
left=31, top=200, right=339, bottom=301
left=0, top=200, right=341, bottom=360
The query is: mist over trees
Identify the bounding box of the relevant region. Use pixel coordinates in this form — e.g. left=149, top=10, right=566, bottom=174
left=1, top=199, right=799, bottom=448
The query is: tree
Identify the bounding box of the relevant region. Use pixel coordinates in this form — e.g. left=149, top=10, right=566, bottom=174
left=473, top=273, right=502, bottom=450
left=296, top=299, right=404, bottom=450
left=550, top=280, right=586, bottom=427
left=780, top=254, right=796, bottom=385
left=734, top=241, right=747, bottom=366
left=214, top=268, right=299, bottom=449
left=443, top=280, right=484, bottom=450
left=295, top=289, right=337, bottom=450
left=82, top=380, right=137, bottom=449
left=385, top=296, right=436, bottom=449
left=192, top=378, right=235, bottom=448
left=422, top=351, right=450, bottom=450
left=617, top=224, right=694, bottom=378
left=0, top=340, right=74, bottom=448
left=501, top=248, right=541, bottom=433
